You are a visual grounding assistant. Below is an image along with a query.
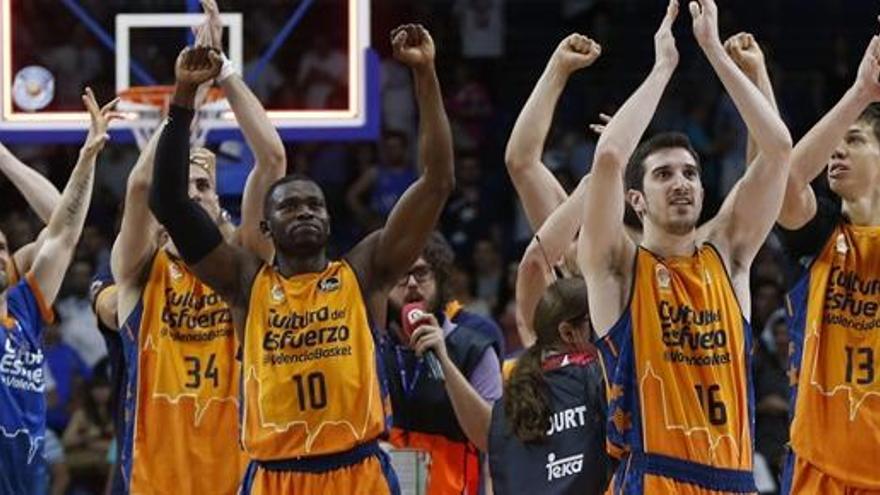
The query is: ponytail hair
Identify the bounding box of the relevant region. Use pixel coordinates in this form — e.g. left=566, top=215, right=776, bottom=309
left=504, top=277, right=589, bottom=444
left=504, top=344, right=551, bottom=443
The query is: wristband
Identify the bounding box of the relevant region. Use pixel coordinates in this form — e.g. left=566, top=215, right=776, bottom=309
left=217, top=53, right=237, bottom=83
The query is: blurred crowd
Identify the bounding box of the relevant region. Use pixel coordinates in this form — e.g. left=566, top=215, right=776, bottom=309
left=1, top=1, right=876, bottom=493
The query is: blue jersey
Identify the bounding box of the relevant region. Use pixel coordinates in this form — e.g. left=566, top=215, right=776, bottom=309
left=0, top=274, right=54, bottom=494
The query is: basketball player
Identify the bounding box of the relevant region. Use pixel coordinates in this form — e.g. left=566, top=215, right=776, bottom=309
left=0, top=88, right=115, bottom=494
left=504, top=34, right=600, bottom=347
left=149, top=23, right=453, bottom=495
left=733, top=28, right=880, bottom=494
left=109, top=3, right=286, bottom=493
left=411, top=278, right=611, bottom=494
left=578, top=0, right=792, bottom=492
left=0, top=142, right=61, bottom=285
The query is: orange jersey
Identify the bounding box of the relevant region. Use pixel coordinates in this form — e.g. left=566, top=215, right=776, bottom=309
left=785, top=223, right=880, bottom=489
left=119, top=250, right=247, bottom=494
left=596, top=246, right=755, bottom=494
left=241, top=260, right=390, bottom=460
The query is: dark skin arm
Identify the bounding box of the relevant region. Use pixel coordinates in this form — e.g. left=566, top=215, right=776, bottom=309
left=149, top=46, right=261, bottom=340
left=346, top=24, right=455, bottom=323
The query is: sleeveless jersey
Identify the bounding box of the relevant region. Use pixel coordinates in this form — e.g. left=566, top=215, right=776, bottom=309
left=786, top=223, right=880, bottom=488
left=596, top=246, right=755, bottom=493
left=489, top=355, right=610, bottom=495
left=119, top=250, right=246, bottom=494
left=241, top=260, right=390, bottom=459
left=0, top=274, right=54, bottom=494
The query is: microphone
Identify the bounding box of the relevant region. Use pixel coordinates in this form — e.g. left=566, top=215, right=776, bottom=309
left=401, top=302, right=445, bottom=381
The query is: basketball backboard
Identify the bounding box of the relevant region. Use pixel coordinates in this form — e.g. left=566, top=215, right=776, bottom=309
left=0, top=0, right=378, bottom=144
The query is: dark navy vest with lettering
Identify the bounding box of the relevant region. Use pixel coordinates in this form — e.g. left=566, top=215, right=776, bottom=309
left=488, top=360, right=612, bottom=495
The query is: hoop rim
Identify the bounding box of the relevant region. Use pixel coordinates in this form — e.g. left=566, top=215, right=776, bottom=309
left=118, top=85, right=225, bottom=109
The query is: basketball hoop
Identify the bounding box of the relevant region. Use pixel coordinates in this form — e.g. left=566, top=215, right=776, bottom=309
left=117, top=85, right=229, bottom=150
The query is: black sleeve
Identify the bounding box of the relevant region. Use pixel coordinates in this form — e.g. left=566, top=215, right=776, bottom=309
left=776, top=192, right=840, bottom=263
left=148, top=105, right=223, bottom=265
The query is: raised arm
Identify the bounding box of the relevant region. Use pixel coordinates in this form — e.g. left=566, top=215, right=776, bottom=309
left=578, top=0, right=678, bottom=336
left=691, top=0, right=793, bottom=263
left=31, top=89, right=118, bottom=304
left=353, top=25, right=454, bottom=288
left=579, top=0, right=678, bottom=274
left=0, top=144, right=62, bottom=275
left=148, top=47, right=259, bottom=316
left=692, top=0, right=791, bottom=164
left=777, top=34, right=880, bottom=229
left=110, top=122, right=165, bottom=286
left=504, top=34, right=601, bottom=231
left=198, top=0, right=286, bottom=261
left=0, top=143, right=61, bottom=224
left=516, top=176, right=590, bottom=347
left=724, top=33, right=780, bottom=166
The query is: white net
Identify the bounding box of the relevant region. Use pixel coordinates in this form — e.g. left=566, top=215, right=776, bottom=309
left=117, top=87, right=230, bottom=150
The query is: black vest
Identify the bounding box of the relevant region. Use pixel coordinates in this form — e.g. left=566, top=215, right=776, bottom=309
left=382, top=322, right=494, bottom=442
left=488, top=361, right=613, bottom=495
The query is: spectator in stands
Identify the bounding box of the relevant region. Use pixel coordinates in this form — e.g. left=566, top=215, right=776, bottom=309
left=296, top=34, right=348, bottom=109
left=42, top=367, right=70, bottom=495
left=347, top=130, right=417, bottom=228
left=44, top=321, right=91, bottom=434
left=471, top=238, right=504, bottom=309
left=56, top=259, right=108, bottom=368
left=454, top=0, right=506, bottom=60
left=62, top=363, right=114, bottom=494
left=443, top=152, right=497, bottom=258
left=754, top=309, right=790, bottom=483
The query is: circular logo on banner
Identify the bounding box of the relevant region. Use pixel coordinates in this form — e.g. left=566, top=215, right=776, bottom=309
left=12, top=66, right=55, bottom=111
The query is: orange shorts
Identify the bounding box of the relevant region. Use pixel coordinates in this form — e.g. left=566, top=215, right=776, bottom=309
left=238, top=442, right=399, bottom=495
left=782, top=454, right=880, bottom=495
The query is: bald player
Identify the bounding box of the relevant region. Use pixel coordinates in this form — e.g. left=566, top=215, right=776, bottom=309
left=0, top=88, right=116, bottom=494
left=149, top=23, right=453, bottom=494
left=109, top=2, right=285, bottom=492
left=578, top=0, right=792, bottom=492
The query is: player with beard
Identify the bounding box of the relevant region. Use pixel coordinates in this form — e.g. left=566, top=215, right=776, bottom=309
left=109, top=2, right=286, bottom=492
left=382, top=232, right=502, bottom=495
left=149, top=23, right=454, bottom=495
left=731, top=25, right=880, bottom=495
left=578, top=0, right=792, bottom=493
left=0, top=89, right=116, bottom=494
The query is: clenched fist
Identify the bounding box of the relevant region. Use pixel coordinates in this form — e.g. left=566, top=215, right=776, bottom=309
left=551, top=34, right=602, bottom=75
left=391, top=24, right=436, bottom=70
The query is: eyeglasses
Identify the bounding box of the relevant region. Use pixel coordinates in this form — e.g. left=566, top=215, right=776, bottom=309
left=397, top=265, right=434, bottom=286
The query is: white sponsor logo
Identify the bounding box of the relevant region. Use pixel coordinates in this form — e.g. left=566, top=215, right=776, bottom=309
left=0, top=337, right=44, bottom=393
left=546, top=452, right=584, bottom=482
left=546, top=405, right=588, bottom=436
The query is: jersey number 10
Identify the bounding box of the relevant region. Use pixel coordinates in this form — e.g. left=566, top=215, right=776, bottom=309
left=293, top=372, right=328, bottom=411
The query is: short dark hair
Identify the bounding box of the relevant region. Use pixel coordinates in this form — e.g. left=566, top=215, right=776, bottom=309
left=421, top=232, right=455, bottom=308
left=624, top=132, right=701, bottom=193
left=382, top=129, right=409, bottom=146
left=856, top=103, right=880, bottom=144
left=263, top=174, right=319, bottom=215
